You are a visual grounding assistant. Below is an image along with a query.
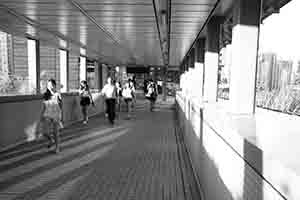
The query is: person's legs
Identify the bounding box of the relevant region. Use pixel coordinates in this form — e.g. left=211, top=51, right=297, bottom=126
left=107, top=99, right=116, bottom=124
left=81, top=106, right=88, bottom=123
left=125, top=99, right=132, bottom=118
left=150, top=99, right=155, bottom=111
left=111, top=99, right=116, bottom=122
left=53, top=123, right=60, bottom=153
left=105, top=99, right=109, bottom=117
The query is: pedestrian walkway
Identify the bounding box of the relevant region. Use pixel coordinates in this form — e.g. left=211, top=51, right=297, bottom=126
left=0, top=98, right=201, bottom=200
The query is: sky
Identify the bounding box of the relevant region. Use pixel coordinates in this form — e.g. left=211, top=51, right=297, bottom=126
left=259, top=0, right=300, bottom=61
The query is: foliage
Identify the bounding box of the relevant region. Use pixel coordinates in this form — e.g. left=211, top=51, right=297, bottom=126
left=256, top=87, right=300, bottom=115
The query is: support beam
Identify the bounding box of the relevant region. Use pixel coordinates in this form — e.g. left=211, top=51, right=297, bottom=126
left=229, top=0, right=261, bottom=114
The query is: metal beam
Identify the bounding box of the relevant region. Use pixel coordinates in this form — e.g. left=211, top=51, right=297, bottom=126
left=152, top=0, right=164, bottom=65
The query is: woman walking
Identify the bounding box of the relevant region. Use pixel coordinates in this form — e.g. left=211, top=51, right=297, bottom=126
left=146, top=80, right=158, bottom=112
left=79, top=80, right=94, bottom=124
left=122, top=81, right=135, bottom=119
left=37, top=79, right=63, bottom=153
left=101, top=77, right=117, bottom=125
left=115, top=81, right=122, bottom=117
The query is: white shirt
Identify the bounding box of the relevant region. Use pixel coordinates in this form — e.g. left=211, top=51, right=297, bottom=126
left=43, top=92, right=62, bottom=121
left=122, top=87, right=133, bottom=99
left=101, top=84, right=116, bottom=99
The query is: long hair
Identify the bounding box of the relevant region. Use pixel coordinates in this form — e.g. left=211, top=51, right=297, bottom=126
left=43, top=79, right=56, bottom=100
left=80, top=80, right=89, bottom=91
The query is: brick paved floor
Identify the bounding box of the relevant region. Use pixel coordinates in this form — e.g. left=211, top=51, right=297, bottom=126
left=0, top=98, right=200, bottom=200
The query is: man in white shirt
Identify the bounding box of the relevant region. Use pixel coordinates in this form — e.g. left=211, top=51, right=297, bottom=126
left=101, top=77, right=117, bottom=125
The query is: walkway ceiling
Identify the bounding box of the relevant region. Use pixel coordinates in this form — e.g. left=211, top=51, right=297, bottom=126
left=0, top=0, right=228, bottom=67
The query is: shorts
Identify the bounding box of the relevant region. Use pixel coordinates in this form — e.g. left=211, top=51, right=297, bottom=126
left=146, top=95, right=156, bottom=102
left=80, top=96, right=91, bottom=106
left=124, top=98, right=133, bottom=103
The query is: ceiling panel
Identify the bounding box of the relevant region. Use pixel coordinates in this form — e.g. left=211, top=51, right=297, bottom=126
left=169, top=0, right=218, bottom=66
left=0, top=0, right=222, bottom=67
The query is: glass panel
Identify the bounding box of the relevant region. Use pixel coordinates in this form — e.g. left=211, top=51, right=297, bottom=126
left=256, top=0, right=300, bottom=115
left=0, top=31, right=37, bottom=96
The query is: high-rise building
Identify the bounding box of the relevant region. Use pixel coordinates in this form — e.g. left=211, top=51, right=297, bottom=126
left=257, top=53, right=278, bottom=91
left=277, top=60, right=293, bottom=89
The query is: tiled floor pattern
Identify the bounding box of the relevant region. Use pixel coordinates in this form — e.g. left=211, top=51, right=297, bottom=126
left=0, top=98, right=200, bottom=200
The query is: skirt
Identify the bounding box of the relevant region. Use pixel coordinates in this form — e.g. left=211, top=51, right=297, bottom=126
left=36, top=117, right=63, bottom=138
left=80, top=96, right=91, bottom=106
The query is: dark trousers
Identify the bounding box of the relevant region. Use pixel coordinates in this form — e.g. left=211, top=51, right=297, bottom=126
left=105, top=98, right=116, bottom=124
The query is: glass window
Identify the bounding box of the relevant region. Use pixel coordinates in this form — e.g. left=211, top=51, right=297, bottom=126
left=40, top=44, right=60, bottom=93
left=256, top=0, right=300, bottom=115
left=68, top=53, right=80, bottom=92
left=0, top=31, right=37, bottom=96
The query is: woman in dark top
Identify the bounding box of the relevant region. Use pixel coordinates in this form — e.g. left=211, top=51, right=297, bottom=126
left=79, top=80, right=94, bottom=124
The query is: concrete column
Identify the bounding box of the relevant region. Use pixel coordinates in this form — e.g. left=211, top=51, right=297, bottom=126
left=203, top=16, right=223, bottom=103
left=195, top=38, right=205, bottom=98
left=229, top=0, right=261, bottom=114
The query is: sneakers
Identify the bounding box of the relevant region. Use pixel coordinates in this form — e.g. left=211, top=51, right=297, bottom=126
left=83, top=120, right=88, bottom=124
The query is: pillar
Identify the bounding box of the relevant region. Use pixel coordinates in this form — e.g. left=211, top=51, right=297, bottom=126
left=229, top=0, right=261, bottom=114
left=203, top=16, right=223, bottom=103
left=195, top=38, right=205, bottom=98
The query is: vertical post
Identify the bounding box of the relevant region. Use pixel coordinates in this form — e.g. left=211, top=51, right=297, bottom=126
left=229, top=0, right=261, bottom=114
left=203, top=16, right=223, bottom=103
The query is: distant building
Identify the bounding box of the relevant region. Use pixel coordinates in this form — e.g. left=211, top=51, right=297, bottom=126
left=257, top=53, right=278, bottom=91
left=277, top=60, right=293, bottom=89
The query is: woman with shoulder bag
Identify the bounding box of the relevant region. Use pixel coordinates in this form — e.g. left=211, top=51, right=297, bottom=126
left=79, top=80, right=94, bottom=124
